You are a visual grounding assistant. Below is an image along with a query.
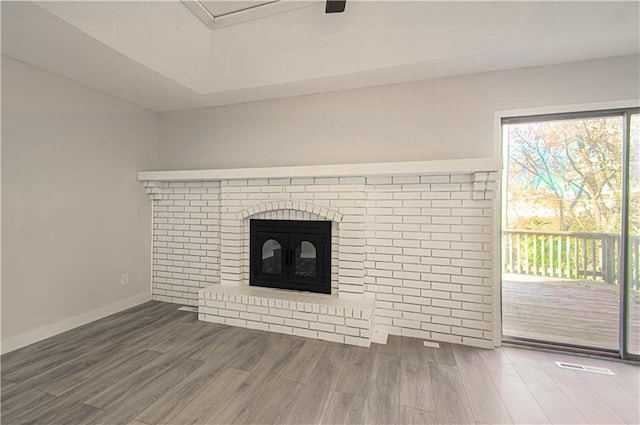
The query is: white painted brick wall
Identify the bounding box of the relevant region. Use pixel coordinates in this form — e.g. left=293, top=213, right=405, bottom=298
left=362, top=174, right=496, bottom=347
left=143, top=170, right=498, bottom=347
left=149, top=181, right=220, bottom=306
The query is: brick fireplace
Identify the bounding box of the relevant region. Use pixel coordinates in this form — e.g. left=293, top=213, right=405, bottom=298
left=140, top=158, right=500, bottom=348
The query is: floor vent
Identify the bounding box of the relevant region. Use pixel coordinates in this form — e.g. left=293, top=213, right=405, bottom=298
left=178, top=306, right=199, bottom=313
left=555, top=361, right=615, bottom=375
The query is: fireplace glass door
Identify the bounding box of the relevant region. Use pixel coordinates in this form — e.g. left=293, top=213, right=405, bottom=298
left=256, top=233, right=287, bottom=284
left=250, top=220, right=331, bottom=294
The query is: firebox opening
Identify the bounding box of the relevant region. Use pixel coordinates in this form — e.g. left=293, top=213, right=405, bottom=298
left=250, top=219, right=331, bottom=294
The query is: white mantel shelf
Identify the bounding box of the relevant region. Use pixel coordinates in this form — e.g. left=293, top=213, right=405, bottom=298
left=138, top=157, right=501, bottom=182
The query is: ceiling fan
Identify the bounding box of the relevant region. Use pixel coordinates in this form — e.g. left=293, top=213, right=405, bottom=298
left=325, top=0, right=346, bottom=14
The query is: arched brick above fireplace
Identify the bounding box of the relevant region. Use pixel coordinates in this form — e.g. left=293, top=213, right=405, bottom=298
left=236, top=201, right=344, bottom=223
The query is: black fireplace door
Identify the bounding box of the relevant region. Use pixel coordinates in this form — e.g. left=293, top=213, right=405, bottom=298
left=251, top=220, right=331, bottom=294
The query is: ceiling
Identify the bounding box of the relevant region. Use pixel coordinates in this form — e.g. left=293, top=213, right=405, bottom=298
left=2, top=1, right=639, bottom=112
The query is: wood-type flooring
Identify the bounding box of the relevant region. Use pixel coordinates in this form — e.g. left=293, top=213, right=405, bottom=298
left=2, top=301, right=638, bottom=424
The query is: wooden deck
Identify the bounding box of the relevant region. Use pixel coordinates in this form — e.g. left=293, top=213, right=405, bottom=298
left=502, top=275, right=640, bottom=353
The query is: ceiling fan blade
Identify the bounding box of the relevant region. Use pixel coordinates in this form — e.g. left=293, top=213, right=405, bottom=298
left=325, top=0, right=346, bottom=14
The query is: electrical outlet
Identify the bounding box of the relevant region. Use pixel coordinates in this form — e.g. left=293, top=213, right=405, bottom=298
left=121, top=273, right=129, bottom=286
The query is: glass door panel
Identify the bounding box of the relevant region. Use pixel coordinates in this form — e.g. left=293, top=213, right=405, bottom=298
left=261, top=238, right=283, bottom=275
left=254, top=232, right=288, bottom=284
left=288, top=233, right=327, bottom=287
left=627, top=113, right=640, bottom=356
left=294, top=240, right=318, bottom=278
left=502, top=115, right=623, bottom=350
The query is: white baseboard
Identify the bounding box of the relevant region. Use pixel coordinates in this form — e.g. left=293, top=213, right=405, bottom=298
left=1, top=292, right=151, bottom=354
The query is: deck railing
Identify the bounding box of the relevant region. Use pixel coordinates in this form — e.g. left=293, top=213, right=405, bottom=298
left=502, top=230, right=640, bottom=291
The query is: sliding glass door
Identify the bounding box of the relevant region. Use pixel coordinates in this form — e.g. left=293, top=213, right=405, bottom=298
left=625, top=112, right=640, bottom=357
left=502, top=108, right=639, bottom=359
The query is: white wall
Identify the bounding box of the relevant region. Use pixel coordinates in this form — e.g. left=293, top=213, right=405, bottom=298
left=1, top=57, right=160, bottom=352
left=158, top=55, right=639, bottom=169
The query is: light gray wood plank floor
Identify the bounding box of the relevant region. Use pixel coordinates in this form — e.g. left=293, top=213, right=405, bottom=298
left=2, top=301, right=638, bottom=425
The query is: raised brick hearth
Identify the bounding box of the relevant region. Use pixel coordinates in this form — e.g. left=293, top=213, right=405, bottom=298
left=140, top=159, right=500, bottom=348
left=199, top=285, right=375, bottom=346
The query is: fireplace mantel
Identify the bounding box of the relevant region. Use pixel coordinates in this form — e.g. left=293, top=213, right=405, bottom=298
left=138, top=157, right=500, bottom=182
